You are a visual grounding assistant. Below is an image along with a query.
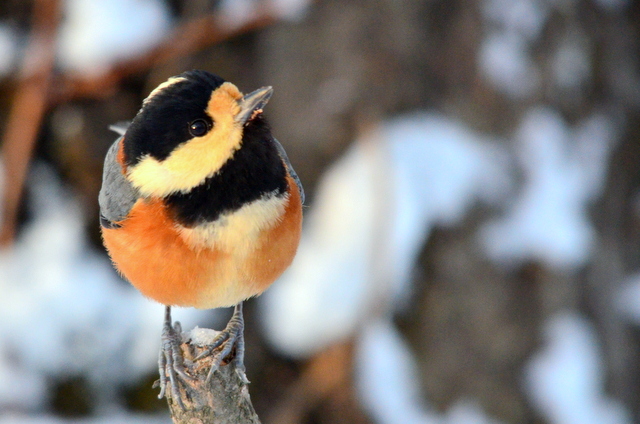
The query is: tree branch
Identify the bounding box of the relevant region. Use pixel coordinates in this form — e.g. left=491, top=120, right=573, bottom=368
left=50, top=11, right=277, bottom=104
left=0, top=0, right=60, bottom=246
left=166, top=328, right=261, bottom=424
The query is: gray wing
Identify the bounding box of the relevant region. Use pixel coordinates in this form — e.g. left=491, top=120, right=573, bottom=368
left=273, top=138, right=305, bottom=204
left=98, top=136, right=139, bottom=228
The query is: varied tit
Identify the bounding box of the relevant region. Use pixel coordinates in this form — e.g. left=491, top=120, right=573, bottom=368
left=98, top=70, right=303, bottom=406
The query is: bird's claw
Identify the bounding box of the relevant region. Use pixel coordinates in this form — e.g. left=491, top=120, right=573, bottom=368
left=197, top=303, right=249, bottom=385
left=157, top=308, right=195, bottom=410
left=156, top=304, right=249, bottom=410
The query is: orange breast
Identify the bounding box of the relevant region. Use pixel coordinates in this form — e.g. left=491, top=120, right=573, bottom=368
left=101, top=176, right=302, bottom=309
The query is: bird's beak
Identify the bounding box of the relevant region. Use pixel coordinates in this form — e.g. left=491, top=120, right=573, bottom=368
left=236, top=86, right=273, bottom=126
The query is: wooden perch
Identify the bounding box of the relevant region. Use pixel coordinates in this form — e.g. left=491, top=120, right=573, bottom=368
left=166, top=328, right=261, bottom=424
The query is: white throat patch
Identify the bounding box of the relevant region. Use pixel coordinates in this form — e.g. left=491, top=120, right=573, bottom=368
left=176, top=191, right=289, bottom=255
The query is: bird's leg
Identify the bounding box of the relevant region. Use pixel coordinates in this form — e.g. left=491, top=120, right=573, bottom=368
left=157, top=305, right=195, bottom=409
left=196, top=302, right=249, bottom=384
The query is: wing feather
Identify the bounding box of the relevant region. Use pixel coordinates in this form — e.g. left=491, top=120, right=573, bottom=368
left=98, top=136, right=139, bottom=228
left=272, top=138, right=305, bottom=204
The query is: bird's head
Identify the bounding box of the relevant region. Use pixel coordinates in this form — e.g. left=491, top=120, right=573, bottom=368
left=122, top=70, right=273, bottom=197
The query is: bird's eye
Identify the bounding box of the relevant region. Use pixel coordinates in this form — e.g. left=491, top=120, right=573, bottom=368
left=189, top=119, right=210, bottom=137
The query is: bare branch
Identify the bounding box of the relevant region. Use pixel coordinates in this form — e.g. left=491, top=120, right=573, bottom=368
left=0, top=0, right=61, bottom=246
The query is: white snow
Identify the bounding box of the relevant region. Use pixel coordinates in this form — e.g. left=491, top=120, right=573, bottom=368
left=478, top=32, right=540, bottom=100
left=356, top=319, right=503, bottom=424
left=355, top=318, right=441, bottom=424
left=0, top=23, right=18, bottom=77
left=0, top=358, right=47, bottom=411
left=384, top=114, right=510, bottom=306
left=0, top=162, right=211, bottom=411
left=524, top=312, right=631, bottom=424
left=480, top=0, right=598, bottom=98
left=217, top=0, right=258, bottom=29
left=614, top=273, right=640, bottom=325
left=480, top=107, right=617, bottom=269
left=259, top=113, right=509, bottom=357
left=57, top=0, right=171, bottom=75
left=268, top=0, right=310, bottom=21
left=217, top=0, right=310, bottom=29
left=551, top=31, right=591, bottom=91
left=478, top=0, right=548, bottom=99
left=444, top=400, right=504, bottom=424
left=481, top=0, right=548, bottom=41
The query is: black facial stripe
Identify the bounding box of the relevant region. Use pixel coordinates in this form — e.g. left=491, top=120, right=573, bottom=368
left=123, top=71, right=225, bottom=166
left=164, top=115, right=288, bottom=227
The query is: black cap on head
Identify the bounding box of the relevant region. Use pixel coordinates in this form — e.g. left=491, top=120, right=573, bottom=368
left=178, top=70, right=226, bottom=91
left=123, top=71, right=226, bottom=166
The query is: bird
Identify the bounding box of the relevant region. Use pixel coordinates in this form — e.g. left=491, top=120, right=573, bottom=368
left=98, top=70, right=304, bottom=407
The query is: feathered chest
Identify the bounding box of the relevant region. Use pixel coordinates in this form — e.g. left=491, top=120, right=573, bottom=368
left=162, top=113, right=288, bottom=224
left=175, top=192, right=289, bottom=254
left=163, top=133, right=290, bottom=252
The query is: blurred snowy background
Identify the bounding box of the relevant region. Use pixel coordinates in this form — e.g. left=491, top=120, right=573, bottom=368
left=0, top=0, right=639, bottom=423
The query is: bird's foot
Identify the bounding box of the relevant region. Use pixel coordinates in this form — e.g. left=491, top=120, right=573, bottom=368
left=195, top=302, right=249, bottom=385
left=156, top=306, right=196, bottom=410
